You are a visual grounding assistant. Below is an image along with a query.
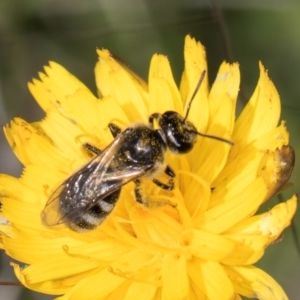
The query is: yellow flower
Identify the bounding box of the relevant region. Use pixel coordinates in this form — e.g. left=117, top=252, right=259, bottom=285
left=0, top=35, right=297, bottom=300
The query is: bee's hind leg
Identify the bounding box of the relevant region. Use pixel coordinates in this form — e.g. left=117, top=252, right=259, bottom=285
left=134, top=166, right=176, bottom=205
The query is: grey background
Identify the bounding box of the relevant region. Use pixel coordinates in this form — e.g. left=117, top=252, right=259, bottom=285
left=0, top=0, right=299, bottom=299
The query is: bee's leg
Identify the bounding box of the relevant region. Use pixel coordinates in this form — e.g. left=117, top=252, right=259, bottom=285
left=134, top=179, right=144, bottom=204
left=152, top=165, right=175, bottom=191
left=134, top=176, right=177, bottom=207
left=108, top=123, right=122, bottom=138
left=165, top=165, right=176, bottom=178
left=83, top=123, right=121, bottom=154
left=83, top=143, right=102, bottom=155
left=152, top=178, right=174, bottom=191
left=149, top=113, right=161, bottom=128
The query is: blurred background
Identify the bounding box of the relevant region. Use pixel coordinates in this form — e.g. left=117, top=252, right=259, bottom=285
left=0, top=0, right=299, bottom=299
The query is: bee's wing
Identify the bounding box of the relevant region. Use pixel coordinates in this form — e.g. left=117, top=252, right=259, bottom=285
left=41, top=133, right=122, bottom=226
left=40, top=183, right=67, bottom=227
left=41, top=128, right=147, bottom=227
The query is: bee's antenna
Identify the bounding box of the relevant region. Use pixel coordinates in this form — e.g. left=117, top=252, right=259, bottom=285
left=183, top=70, right=206, bottom=122
left=183, top=70, right=233, bottom=146
left=191, top=130, right=234, bottom=145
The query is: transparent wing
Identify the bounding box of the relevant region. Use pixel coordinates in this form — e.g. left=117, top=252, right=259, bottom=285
left=41, top=128, right=147, bottom=226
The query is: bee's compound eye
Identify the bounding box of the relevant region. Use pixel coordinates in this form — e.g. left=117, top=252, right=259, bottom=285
left=159, top=111, right=197, bottom=154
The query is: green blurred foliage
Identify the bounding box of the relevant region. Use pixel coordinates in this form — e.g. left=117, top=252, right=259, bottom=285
left=0, top=0, right=299, bottom=299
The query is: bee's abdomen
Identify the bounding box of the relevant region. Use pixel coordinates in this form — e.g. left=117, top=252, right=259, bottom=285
left=69, top=189, right=121, bottom=232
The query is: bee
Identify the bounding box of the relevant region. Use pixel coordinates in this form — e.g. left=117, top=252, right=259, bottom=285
left=41, top=70, right=233, bottom=232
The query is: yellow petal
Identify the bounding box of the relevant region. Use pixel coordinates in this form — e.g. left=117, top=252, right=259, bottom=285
left=3, top=230, right=82, bottom=264
left=161, top=253, right=189, bottom=300
left=225, top=195, right=297, bottom=244
left=226, top=265, right=288, bottom=300
left=1, top=197, right=43, bottom=234
left=188, top=258, right=234, bottom=300
left=28, top=61, right=95, bottom=114
left=40, top=111, right=86, bottom=159
left=17, top=254, right=100, bottom=285
left=58, top=268, right=125, bottom=300
left=221, top=235, right=269, bottom=265
left=180, top=169, right=211, bottom=217
left=189, top=229, right=235, bottom=261
left=190, top=62, right=239, bottom=183
left=211, top=122, right=289, bottom=208
left=95, top=96, right=130, bottom=143
left=13, top=263, right=69, bottom=295
left=123, top=282, right=157, bottom=300
left=95, top=49, right=148, bottom=123
left=233, top=62, right=280, bottom=149
left=199, top=178, right=267, bottom=233
left=180, top=35, right=209, bottom=134
left=257, top=145, right=295, bottom=202
left=4, top=118, right=69, bottom=170
left=0, top=173, right=41, bottom=203
left=208, top=62, right=240, bottom=130
left=149, top=54, right=183, bottom=114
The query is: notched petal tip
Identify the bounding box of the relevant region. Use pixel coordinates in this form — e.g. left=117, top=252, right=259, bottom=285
left=181, top=35, right=208, bottom=106
left=96, top=48, right=111, bottom=60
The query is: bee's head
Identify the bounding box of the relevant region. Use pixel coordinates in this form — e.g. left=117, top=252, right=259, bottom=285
left=158, top=70, right=233, bottom=154
left=158, top=111, right=197, bottom=154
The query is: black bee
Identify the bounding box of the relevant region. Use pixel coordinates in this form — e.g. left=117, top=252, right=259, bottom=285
left=41, top=71, right=233, bottom=232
